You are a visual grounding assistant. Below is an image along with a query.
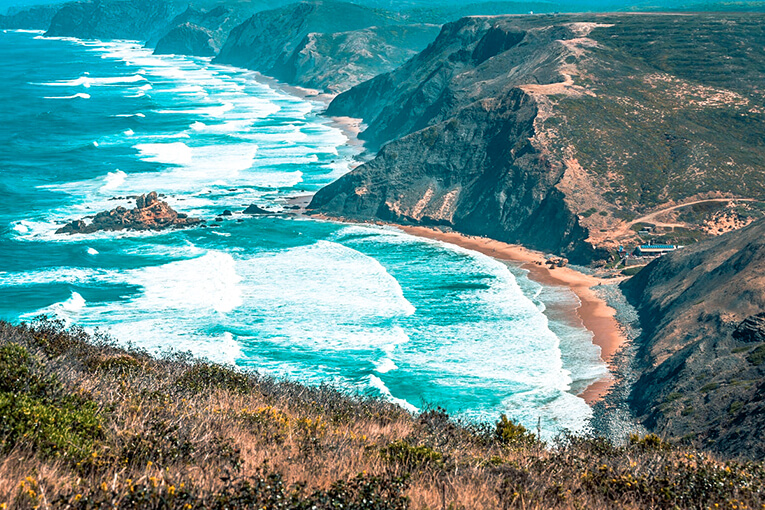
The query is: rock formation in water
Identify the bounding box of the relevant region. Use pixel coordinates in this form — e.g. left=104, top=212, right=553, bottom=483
left=56, top=192, right=201, bottom=234
left=621, top=218, right=765, bottom=459
left=311, top=14, right=765, bottom=262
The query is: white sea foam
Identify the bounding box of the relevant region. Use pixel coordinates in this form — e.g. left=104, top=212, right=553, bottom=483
left=44, top=92, right=91, bottom=99
left=40, top=73, right=147, bottom=88
left=86, top=247, right=99, bottom=256
left=100, top=170, right=126, bottom=192
left=131, top=251, right=243, bottom=314
left=123, top=129, right=134, bottom=136
left=374, top=358, right=398, bottom=374
left=368, top=375, right=418, bottom=413
left=92, top=141, right=99, bottom=147
left=134, top=142, right=193, bottom=165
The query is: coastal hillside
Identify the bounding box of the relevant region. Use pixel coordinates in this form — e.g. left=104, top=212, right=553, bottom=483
left=1, top=320, right=764, bottom=509
left=45, top=0, right=183, bottom=40
left=312, top=13, right=765, bottom=262
left=213, top=2, right=441, bottom=93
left=622, top=218, right=765, bottom=459
left=278, top=24, right=441, bottom=93
left=214, top=2, right=399, bottom=80
left=153, top=5, right=252, bottom=57
left=0, top=3, right=57, bottom=28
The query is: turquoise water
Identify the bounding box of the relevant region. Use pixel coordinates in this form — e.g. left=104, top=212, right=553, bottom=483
left=0, top=30, right=607, bottom=436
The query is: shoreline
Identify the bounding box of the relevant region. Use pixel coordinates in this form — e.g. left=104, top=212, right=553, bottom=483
left=311, top=215, right=627, bottom=405
left=250, top=70, right=627, bottom=406
left=396, top=226, right=626, bottom=405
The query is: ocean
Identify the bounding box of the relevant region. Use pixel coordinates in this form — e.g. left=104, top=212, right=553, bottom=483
left=0, top=29, right=607, bottom=437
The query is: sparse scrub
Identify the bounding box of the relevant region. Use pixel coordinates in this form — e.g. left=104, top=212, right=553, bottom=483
left=0, top=319, right=763, bottom=509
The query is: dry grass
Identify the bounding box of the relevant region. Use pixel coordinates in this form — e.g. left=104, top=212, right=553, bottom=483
left=0, top=319, right=763, bottom=509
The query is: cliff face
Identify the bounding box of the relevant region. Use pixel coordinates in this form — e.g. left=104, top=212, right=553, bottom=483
left=213, top=1, right=401, bottom=89
left=46, top=0, right=181, bottom=41
left=279, top=24, right=441, bottom=93
left=622, top=219, right=765, bottom=459
left=312, top=87, right=598, bottom=261
left=314, top=13, right=765, bottom=260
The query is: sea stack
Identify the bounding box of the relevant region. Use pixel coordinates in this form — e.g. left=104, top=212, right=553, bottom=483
left=55, top=191, right=202, bottom=234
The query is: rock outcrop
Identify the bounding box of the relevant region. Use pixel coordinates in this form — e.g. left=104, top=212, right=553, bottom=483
left=621, top=218, right=765, bottom=459
left=312, top=17, right=604, bottom=262
left=733, top=314, right=765, bottom=344
left=56, top=192, right=201, bottom=234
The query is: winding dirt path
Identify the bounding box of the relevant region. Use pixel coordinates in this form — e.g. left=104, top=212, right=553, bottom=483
left=627, top=198, right=760, bottom=228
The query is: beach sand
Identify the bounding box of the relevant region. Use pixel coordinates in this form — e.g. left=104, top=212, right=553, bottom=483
left=393, top=226, right=627, bottom=405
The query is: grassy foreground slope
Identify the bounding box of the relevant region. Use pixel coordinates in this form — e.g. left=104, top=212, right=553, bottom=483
left=1, top=320, right=764, bottom=509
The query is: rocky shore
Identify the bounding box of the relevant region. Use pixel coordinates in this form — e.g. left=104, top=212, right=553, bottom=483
left=55, top=192, right=202, bottom=234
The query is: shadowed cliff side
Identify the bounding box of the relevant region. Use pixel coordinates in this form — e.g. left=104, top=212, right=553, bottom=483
left=312, top=88, right=600, bottom=263
left=621, top=218, right=765, bottom=459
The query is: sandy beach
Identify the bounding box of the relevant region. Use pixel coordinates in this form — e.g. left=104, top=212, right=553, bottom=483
left=391, top=226, right=628, bottom=405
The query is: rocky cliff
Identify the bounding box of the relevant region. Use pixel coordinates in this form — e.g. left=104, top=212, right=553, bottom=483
left=279, top=24, right=441, bottom=93
left=46, top=0, right=182, bottom=41
left=213, top=1, right=403, bottom=90
left=313, top=13, right=765, bottom=261
left=622, top=218, right=765, bottom=459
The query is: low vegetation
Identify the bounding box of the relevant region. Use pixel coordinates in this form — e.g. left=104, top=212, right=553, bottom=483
left=0, top=319, right=763, bottom=509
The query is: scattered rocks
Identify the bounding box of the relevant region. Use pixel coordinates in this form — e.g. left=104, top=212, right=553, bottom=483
left=243, top=204, right=272, bottom=215
left=546, top=257, right=569, bottom=268
left=55, top=191, right=202, bottom=234
left=222, top=210, right=233, bottom=216
left=733, top=313, right=765, bottom=343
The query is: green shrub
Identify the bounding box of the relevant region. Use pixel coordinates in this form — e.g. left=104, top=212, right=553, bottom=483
left=495, top=414, right=539, bottom=448
left=0, top=343, right=36, bottom=393
left=175, top=362, right=252, bottom=394
left=381, top=440, right=443, bottom=470
left=700, top=382, right=719, bottom=393
left=629, top=433, right=672, bottom=452
left=746, top=344, right=765, bottom=366
left=0, top=392, right=102, bottom=460
left=621, top=266, right=644, bottom=276
left=87, top=354, right=144, bottom=375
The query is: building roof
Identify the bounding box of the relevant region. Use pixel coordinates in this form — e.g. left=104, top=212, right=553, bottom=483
left=639, top=244, right=676, bottom=250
